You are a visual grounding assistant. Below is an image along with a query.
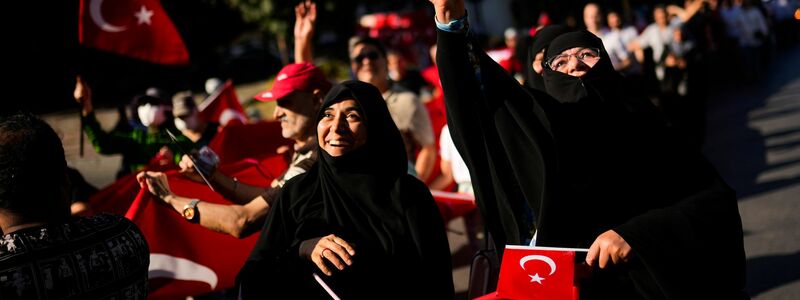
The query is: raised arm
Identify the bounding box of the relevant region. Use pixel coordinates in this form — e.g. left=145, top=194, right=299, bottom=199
left=294, top=0, right=316, bottom=63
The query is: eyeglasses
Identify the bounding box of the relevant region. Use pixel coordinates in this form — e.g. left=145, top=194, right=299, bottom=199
left=545, top=48, right=601, bottom=73
left=351, top=51, right=381, bottom=63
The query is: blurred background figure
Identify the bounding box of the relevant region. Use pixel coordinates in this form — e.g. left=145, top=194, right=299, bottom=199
left=74, top=77, right=194, bottom=177
left=172, top=91, right=219, bottom=147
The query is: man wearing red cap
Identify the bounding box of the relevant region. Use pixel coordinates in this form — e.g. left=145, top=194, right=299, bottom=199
left=138, top=63, right=331, bottom=238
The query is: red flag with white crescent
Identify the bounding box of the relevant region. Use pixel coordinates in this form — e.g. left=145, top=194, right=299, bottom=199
left=125, top=156, right=287, bottom=298
left=198, top=80, right=247, bottom=126
left=79, top=0, right=189, bottom=65
left=496, top=245, right=585, bottom=300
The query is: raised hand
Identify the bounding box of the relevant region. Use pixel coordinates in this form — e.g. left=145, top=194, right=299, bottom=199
left=294, top=0, right=316, bottom=63
left=73, top=76, right=93, bottom=115
left=428, top=0, right=466, bottom=24
left=137, top=171, right=174, bottom=201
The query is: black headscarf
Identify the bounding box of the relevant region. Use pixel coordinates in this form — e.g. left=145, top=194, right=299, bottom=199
left=535, top=30, right=748, bottom=299
left=525, top=25, right=572, bottom=91
left=237, top=80, right=453, bottom=299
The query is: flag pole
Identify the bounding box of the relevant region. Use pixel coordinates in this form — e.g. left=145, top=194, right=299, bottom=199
left=165, top=129, right=216, bottom=192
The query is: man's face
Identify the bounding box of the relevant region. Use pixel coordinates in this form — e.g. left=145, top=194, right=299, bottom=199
left=583, top=4, right=601, bottom=30
left=607, top=12, right=621, bottom=29
left=350, top=43, right=388, bottom=86
left=273, top=91, right=318, bottom=142
left=654, top=8, right=667, bottom=26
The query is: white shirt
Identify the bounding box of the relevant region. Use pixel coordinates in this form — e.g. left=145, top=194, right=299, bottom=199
left=439, top=125, right=472, bottom=190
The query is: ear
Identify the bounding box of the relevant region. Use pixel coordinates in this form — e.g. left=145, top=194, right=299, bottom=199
left=311, top=89, right=324, bottom=105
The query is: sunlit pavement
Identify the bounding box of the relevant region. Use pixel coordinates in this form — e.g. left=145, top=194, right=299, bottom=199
left=703, top=44, right=800, bottom=300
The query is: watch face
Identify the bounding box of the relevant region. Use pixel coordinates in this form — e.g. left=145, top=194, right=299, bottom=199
left=183, top=208, right=196, bottom=220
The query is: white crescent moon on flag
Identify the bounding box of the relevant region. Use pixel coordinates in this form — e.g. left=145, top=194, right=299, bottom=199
left=90, top=0, right=127, bottom=32
left=148, top=253, right=219, bottom=289
left=519, top=255, right=557, bottom=276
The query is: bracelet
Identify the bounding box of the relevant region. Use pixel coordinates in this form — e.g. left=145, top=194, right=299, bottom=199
left=435, top=10, right=469, bottom=33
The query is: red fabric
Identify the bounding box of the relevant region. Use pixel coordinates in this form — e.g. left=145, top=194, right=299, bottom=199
left=87, top=161, right=178, bottom=216
left=125, top=173, right=256, bottom=299
left=208, top=121, right=293, bottom=165
left=79, top=0, right=188, bottom=65
left=198, top=80, right=246, bottom=126
left=126, top=156, right=287, bottom=299
left=430, top=190, right=477, bottom=224
left=496, top=246, right=580, bottom=300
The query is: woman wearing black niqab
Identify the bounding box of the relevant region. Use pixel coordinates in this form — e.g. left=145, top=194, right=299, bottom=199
left=236, top=80, right=454, bottom=299
left=525, top=25, right=572, bottom=92
left=530, top=30, right=749, bottom=299
left=434, top=1, right=747, bottom=295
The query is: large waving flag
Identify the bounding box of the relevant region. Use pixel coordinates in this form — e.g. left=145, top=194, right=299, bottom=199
left=198, top=80, right=247, bottom=126
left=208, top=121, right=292, bottom=165
left=128, top=156, right=287, bottom=298
left=79, top=0, right=189, bottom=65
left=127, top=171, right=251, bottom=298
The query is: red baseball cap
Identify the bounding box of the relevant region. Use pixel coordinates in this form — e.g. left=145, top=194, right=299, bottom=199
left=254, top=63, right=331, bottom=102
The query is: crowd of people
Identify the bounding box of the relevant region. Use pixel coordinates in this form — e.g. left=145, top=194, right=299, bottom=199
left=3, top=0, right=797, bottom=298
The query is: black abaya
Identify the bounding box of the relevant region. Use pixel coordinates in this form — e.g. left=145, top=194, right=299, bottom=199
left=438, top=27, right=748, bottom=299
left=237, top=81, right=454, bottom=299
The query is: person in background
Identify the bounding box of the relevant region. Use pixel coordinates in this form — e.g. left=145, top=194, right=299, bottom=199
left=348, top=36, right=437, bottom=182
left=74, top=77, right=194, bottom=175
left=583, top=2, right=609, bottom=37
left=601, top=10, right=642, bottom=75
left=139, top=63, right=330, bottom=239
left=430, top=124, right=472, bottom=195
left=172, top=91, right=218, bottom=147
left=236, top=80, right=454, bottom=299
left=0, top=111, right=149, bottom=299
left=386, top=48, right=429, bottom=100
left=430, top=0, right=748, bottom=296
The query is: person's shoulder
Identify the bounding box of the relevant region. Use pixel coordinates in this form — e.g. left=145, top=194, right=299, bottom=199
left=389, top=84, right=418, bottom=99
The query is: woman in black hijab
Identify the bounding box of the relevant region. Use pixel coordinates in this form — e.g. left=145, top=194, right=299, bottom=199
left=432, top=0, right=747, bottom=297
left=236, top=80, right=454, bottom=299
left=534, top=30, right=748, bottom=299
left=525, top=25, right=572, bottom=91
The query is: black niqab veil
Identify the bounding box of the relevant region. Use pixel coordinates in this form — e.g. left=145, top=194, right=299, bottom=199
left=525, top=25, right=572, bottom=91
left=535, top=30, right=748, bottom=299
left=237, top=80, right=453, bottom=299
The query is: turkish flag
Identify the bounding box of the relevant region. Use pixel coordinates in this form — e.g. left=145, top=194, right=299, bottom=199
left=198, top=80, right=247, bottom=126
left=208, top=121, right=293, bottom=165
left=495, top=246, right=585, bottom=300
left=126, top=156, right=287, bottom=298
left=79, top=0, right=189, bottom=65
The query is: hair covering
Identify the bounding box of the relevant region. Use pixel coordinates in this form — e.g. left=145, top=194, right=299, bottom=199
left=237, top=80, right=454, bottom=299
left=436, top=27, right=747, bottom=299
left=525, top=25, right=572, bottom=91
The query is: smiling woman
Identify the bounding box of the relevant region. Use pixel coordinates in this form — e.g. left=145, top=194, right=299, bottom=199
left=317, top=99, right=368, bottom=157
left=236, top=80, right=454, bottom=299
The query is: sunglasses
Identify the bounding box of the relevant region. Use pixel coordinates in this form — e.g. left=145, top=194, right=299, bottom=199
left=352, top=51, right=381, bottom=63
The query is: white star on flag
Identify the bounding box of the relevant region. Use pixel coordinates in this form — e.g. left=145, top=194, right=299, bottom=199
left=529, top=273, right=545, bottom=284
left=135, top=5, right=153, bottom=25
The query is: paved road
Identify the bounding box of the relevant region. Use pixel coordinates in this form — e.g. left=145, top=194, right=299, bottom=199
left=703, top=45, right=800, bottom=300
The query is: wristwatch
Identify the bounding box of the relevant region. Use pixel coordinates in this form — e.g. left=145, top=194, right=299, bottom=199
left=182, top=199, right=201, bottom=223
